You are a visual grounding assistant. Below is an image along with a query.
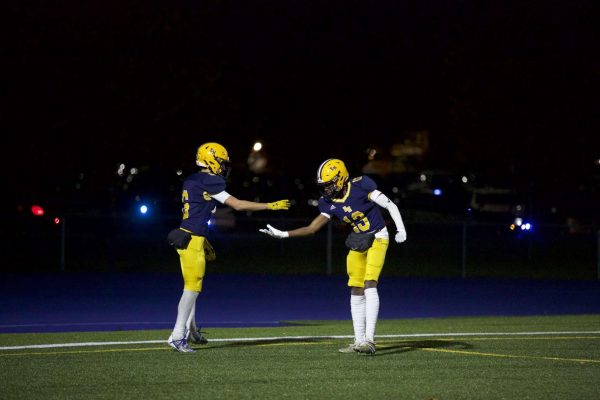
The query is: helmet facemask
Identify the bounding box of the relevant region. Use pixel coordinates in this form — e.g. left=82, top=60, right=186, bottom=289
left=203, top=156, right=231, bottom=179
left=318, top=173, right=344, bottom=200
left=215, top=157, right=231, bottom=179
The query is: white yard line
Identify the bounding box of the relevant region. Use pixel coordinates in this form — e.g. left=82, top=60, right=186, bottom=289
left=0, top=320, right=278, bottom=328
left=2, top=330, right=599, bottom=351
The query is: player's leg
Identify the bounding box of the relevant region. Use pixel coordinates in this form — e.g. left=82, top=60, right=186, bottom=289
left=168, top=236, right=206, bottom=353
left=358, top=238, right=389, bottom=354
left=339, top=250, right=367, bottom=353
left=185, top=302, right=208, bottom=344
left=186, top=301, right=196, bottom=334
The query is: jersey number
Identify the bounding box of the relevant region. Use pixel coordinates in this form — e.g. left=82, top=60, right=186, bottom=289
left=182, top=190, right=189, bottom=220
left=342, top=206, right=370, bottom=233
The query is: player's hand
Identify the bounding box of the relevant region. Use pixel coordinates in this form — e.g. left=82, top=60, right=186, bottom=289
left=395, top=230, right=407, bottom=243
left=267, top=200, right=291, bottom=210
left=259, top=224, right=289, bottom=239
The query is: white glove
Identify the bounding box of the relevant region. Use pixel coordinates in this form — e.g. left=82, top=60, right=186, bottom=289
left=395, top=230, right=407, bottom=243
left=259, top=224, right=289, bottom=239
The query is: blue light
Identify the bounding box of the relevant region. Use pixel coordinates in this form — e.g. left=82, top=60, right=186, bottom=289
left=433, top=188, right=442, bottom=196
left=139, top=205, right=149, bottom=215
left=521, top=222, right=532, bottom=231
left=515, top=221, right=533, bottom=232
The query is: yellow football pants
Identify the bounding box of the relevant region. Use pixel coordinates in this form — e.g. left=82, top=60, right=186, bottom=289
left=176, top=235, right=206, bottom=292
left=346, top=238, right=389, bottom=287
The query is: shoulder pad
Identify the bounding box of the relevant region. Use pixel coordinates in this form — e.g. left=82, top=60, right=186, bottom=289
left=202, top=173, right=227, bottom=194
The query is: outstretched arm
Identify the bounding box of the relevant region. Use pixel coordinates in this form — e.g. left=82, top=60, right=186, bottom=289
left=370, top=190, right=407, bottom=243
left=260, top=214, right=330, bottom=239
left=224, top=195, right=290, bottom=212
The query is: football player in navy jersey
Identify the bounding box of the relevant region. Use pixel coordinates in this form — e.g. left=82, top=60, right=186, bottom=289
left=168, top=142, right=291, bottom=353
left=260, top=159, right=406, bottom=355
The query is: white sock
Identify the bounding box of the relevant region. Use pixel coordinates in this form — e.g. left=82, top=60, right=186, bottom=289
left=350, top=295, right=366, bottom=344
left=172, top=290, right=198, bottom=340
left=186, top=302, right=197, bottom=334
left=364, top=287, right=380, bottom=343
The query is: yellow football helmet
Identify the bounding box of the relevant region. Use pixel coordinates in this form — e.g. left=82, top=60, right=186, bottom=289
left=196, top=142, right=231, bottom=178
left=316, top=159, right=349, bottom=199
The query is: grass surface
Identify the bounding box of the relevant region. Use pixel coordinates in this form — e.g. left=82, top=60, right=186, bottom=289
left=1, top=315, right=599, bottom=399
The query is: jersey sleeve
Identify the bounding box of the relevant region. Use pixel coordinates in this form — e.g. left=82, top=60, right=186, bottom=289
left=317, top=197, right=331, bottom=216
left=356, top=175, right=377, bottom=192
left=203, top=174, right=227, bottom=195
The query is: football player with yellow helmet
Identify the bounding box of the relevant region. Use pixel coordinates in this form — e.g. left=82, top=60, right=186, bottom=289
left=260, top=158, right=407, bottom=355
left=167, top=142, right=291, bottom=353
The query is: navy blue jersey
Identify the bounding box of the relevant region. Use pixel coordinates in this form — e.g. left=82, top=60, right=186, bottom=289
left=179, top=172, right=227, bottom=236
left=318, top=175, right=386, bottom=234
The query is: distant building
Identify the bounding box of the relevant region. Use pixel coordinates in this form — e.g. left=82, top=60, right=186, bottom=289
left=362, top=130, right=429, bottom=176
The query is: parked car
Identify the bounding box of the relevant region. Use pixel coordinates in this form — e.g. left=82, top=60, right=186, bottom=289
left=468, top=186, right=533, bottom=233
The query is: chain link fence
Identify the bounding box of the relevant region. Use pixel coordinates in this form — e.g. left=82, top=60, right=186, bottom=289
left=4, top=213, right=599, bottom=280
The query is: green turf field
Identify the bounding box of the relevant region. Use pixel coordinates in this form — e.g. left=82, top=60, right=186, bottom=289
left=1, top=315, right=599, bottom=399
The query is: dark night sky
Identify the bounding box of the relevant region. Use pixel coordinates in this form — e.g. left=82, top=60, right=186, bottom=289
left=3, top=0, right=599, bottom=205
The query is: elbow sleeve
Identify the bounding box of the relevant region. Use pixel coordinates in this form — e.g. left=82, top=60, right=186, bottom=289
left=371, top=191, right=405, bottom=233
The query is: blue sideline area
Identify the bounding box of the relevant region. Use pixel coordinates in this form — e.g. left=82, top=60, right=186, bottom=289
left=1, top=273, right=599, bottom=333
